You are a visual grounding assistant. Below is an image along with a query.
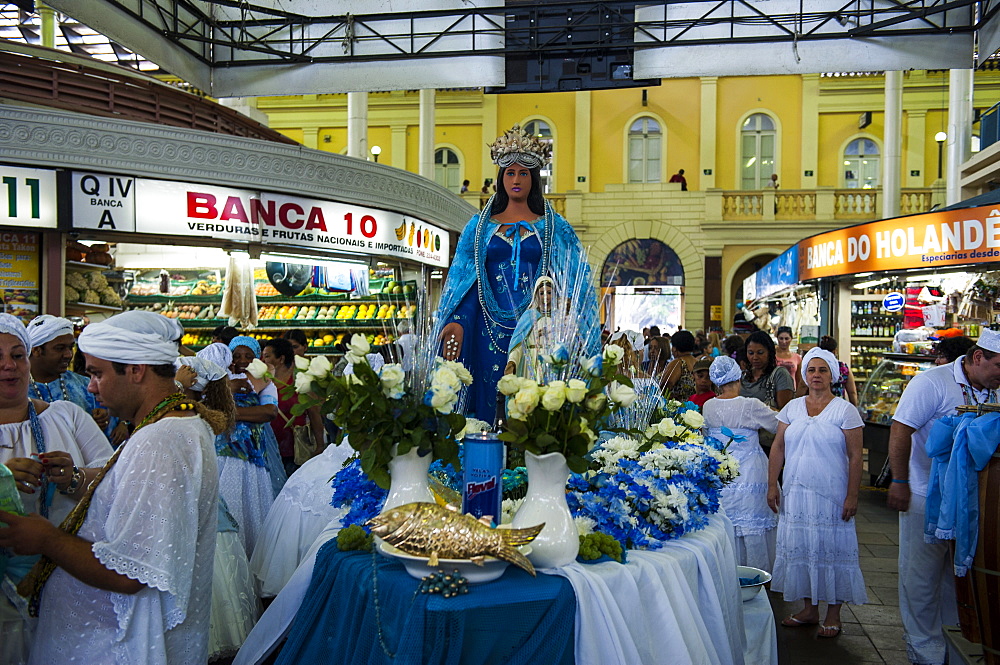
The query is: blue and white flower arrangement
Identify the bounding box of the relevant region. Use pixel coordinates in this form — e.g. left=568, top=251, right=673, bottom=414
left=567, top=401, right=739, bottom=552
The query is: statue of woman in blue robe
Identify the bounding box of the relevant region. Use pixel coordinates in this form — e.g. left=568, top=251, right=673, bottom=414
left=435, top=126, right=599, bottom=423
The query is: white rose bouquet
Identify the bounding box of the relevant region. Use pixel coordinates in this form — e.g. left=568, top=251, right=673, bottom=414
left=291, top=333, right=471, bottom=488
left=498, top=343, right=636, bottom=473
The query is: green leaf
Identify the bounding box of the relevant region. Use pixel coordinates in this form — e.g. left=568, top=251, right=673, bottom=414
left=567, top=454, right=589, bottom=474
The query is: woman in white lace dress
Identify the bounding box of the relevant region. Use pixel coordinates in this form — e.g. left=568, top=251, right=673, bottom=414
left=767, top=348, right=866, bottom=639
left=701, top=356, right=778, bottom=570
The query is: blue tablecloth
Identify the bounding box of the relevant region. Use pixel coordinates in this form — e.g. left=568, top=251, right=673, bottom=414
left=276, top=542, right=576, bottom=665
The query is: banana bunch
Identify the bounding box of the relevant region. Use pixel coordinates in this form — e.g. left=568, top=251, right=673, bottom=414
left=394, top=221, right=406, bottom=241
left=191, top=280, right=222, bottom=295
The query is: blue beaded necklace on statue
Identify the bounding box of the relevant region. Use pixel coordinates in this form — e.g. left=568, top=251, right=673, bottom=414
left=474, top=195, right=553, bottom=351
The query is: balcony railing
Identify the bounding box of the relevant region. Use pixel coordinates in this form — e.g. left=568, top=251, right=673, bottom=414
left=721, top=188, right=935, bottom=222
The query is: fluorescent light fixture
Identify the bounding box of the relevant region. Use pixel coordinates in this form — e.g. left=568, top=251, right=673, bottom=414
left=854, top=272, right=873, bottom=278
left=259, top=252, right=367, bottom=271
left=853, top=277, right=889, bottom=290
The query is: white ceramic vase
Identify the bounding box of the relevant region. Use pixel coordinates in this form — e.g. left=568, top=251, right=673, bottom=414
left=511, top=451, right=579, bottom=568
left=383, top=443, right=435, bottom=511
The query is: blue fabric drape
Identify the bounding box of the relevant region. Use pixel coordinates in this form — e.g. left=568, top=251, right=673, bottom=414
left=924, top=411, right=1000, bottom=576
left=277, top=543, right=576, bottom=665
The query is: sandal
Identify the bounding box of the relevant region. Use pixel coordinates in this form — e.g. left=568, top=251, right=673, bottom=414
left=781, top=615, right=819, bottom=628
left=818, top=624, right=842, bottom=638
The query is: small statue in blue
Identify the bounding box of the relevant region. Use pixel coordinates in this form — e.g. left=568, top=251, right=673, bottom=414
left=435, top=125, right=599, bottom=423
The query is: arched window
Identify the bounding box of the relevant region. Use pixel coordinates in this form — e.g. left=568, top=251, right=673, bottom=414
left=843, top=138, right=880, bottom=189
left=434, top=148, right=461, bottom=192
left=522, top=119, right=553, bottom=193
left=628, top=117, right=662, bottom=183
left=740, top=113, right=776, bottom=189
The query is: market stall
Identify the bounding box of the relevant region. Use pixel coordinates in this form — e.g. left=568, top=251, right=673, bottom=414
left=63, top=170, right=453, bottom=352
left=742, top=244, right=822, bottom=348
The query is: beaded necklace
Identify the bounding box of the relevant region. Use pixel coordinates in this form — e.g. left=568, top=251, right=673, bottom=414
left=20, top=391, right=197, bottom=616
left=474, top=195, right=554, bottom=351
left=25, top=400, right=50, bottom=518
left=28, top=373, right=69, bottom=403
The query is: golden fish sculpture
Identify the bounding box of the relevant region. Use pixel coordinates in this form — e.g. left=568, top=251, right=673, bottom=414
left=367, top=502, right=544, bottom=576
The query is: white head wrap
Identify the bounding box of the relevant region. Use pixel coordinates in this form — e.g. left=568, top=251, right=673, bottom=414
left=27, top=315, right=74, bottom=350
left=801, top=347, right=841, bottom=383
left=78, top=311, right=182, bottom=365
left=0, top=314, right=30, bottom=352
left=977, top=328, right=1000, bottom=354
left=197, top=343, right=234, bottom=373
left=178, top=356, right=228, bottom=392
left=709, top=356, right=743, bottom=387
left=344, top=353, right=385, bottom=376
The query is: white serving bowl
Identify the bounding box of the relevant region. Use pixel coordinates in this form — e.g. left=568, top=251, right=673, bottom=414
left=737, top=565, right=771, bottom=602
left=378, top=541, right=532, bottom=584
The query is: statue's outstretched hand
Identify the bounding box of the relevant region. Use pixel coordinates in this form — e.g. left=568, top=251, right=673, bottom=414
left=440, top=322, right=464, bottom=360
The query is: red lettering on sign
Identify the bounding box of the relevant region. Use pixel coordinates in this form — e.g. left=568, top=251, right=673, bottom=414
left=360, top=214, right=377, bottom=238
left=251, top=198, right=275, bottom=226
left=187, top=192, right=217, bottom=218
left=305, top=208, right=327, bottom=232
left=220, top=196, right=249, bottom=223
left=279, top=202, right=305, bottom=229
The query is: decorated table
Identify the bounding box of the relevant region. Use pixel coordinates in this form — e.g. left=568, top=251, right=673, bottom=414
left=235, top=513, right=776, bottom=665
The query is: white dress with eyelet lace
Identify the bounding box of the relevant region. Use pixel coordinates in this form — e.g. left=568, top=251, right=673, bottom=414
left=770, top=396, right=868, bottom=605
left=29, top=415, right=219, bottom=665
left=702, top=395, right=779, bottom=571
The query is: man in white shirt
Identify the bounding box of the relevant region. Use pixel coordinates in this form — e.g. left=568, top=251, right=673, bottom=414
left=888, top=330, right=1000, bottom=664
left=0, top=311, right=221, bottom=665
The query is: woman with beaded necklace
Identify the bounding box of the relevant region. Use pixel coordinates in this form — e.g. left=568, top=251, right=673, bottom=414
left=436, top=125, right=599, bottom=422
left=0, top=314, right=112, bottom=665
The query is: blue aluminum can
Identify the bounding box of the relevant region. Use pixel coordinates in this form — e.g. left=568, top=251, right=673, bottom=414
left=462, top=432, right=505, bottom=523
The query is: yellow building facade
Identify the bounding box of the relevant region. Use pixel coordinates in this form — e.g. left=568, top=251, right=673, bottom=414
left=253, top=70, right=1000, bottom=331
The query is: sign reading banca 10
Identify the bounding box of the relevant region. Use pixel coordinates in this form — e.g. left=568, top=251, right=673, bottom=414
left=71, top=173, right=450, bottom=268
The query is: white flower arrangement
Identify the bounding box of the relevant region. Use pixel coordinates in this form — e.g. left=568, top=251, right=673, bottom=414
left=291, top=333, right=472, bottom=488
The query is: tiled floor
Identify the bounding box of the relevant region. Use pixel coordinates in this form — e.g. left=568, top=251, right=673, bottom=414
left=767, top=487, right=912, bottom=665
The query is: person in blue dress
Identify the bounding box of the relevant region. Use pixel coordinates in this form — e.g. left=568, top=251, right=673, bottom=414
left=27, top=315, right=125, bottom=445
left=436, top=125, right=599, bottom=423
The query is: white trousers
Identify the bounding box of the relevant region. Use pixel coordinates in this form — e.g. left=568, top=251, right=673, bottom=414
left=898, top=492, right=958, bottom=665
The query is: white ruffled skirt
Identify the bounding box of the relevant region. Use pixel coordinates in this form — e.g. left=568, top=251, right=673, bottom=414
left=218, top=457, right=275, bottom=558
left=771, top=485, right=868, bottom=605
left=208, top=530, right=260, bottom=662
left=249, top=444, right=352, bottom=597
left=719, top=440, right=778, bottom=572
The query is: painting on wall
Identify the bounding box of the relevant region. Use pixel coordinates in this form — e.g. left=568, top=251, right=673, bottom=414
left=600, top=238, right=684, bottom=287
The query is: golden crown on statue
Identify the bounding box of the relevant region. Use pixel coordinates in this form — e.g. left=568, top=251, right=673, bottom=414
left=489, top=124, right=552, bottom=169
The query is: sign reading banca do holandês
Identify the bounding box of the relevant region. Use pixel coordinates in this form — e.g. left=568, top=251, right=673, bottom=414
left=71, top=173, right=451, bottom=268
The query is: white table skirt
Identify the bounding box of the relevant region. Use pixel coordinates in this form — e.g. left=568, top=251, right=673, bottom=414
left=741, top=590, right=778, bottom=665
left=236, top=513, right=773, bottom=665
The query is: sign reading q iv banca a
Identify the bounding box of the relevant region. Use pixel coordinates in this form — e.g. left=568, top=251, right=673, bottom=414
left=71, top=173, right=451, bottom=268
left=798, top=205, right=1000, bottom=280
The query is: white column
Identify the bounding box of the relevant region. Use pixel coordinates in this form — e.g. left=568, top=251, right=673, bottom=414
left=947, top=69, right=974, bottom=205
left=347, top=92, right=368, bottom=159
left=419, top=89, right=436, bottom=180
left=882, top=71, right=903, bottom=219
left=574, top=91, right=592, bottom=193
left=699, top=77, right=718, bottom=190
left=800, top=74, right=820, bottom=190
